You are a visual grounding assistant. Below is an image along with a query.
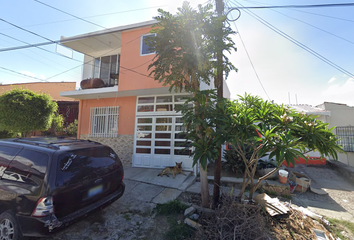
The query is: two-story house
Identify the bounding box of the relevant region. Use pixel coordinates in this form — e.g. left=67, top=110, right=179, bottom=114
left=60, top=20, right=230, bottom=172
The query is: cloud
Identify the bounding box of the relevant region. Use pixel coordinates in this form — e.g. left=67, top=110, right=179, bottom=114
left=328, top=77, right=336, bottom=83
left=321, top=78, right=354, bottom=106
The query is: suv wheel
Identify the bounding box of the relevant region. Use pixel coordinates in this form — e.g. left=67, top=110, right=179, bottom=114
left=0, top=211, right=22, bottom=240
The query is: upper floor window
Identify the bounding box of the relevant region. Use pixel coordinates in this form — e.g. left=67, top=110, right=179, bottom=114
left=336, top=126, right=354, bottom=152
left=140, top=34, right=156, bottom=56
left=93, top=54, right=120, bottom=87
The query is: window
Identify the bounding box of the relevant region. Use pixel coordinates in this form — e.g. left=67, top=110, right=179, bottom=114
left=93, top=54, right=120, bottom=86
left=336, top=126, right=354, bottom=152
left=2, top=149, right=49, bottom=186
left=140, top=34, right=156, bottom=56
left=136, top=94, right=191, bottom=114
left=0, top=145, right=21, bottom=177
left=56, top=147, right=118, bottom=186
left=90, top=106, right=119, bottom=138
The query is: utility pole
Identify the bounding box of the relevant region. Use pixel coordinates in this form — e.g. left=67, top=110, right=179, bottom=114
left=213, top=0, right=224, bottom=208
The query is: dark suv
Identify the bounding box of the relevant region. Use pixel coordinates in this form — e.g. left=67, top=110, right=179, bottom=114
left=0, top=138, right=125, bottom=239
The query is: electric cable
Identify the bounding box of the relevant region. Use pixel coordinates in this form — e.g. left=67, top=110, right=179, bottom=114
left=230, top=2, right=354, bottom=9
left=225, top=1, right=271, bottom=100
left=228, top=0, right=354, bottom=78
left=34, top=0, right=106, bottom=29
left=239, top=0, right=354, bottom=46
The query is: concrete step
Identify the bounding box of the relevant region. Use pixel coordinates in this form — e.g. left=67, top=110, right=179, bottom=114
left=178, top=173, right=196, bottom=191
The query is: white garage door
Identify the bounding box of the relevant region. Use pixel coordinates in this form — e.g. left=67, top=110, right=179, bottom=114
left=132, top=95, right=193, bottom=171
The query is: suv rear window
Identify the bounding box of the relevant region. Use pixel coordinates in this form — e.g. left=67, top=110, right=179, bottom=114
left=56, top=147, right=119, bottom=186
left=0, top=145, right=21, bottom=177
left=2, top=149, right=49, bottom=186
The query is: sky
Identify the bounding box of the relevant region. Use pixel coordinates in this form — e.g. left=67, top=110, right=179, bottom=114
left=0, top=0, right=353, bottom=106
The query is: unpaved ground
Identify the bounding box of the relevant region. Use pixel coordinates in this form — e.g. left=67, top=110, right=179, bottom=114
left=38, top=164, right=354, bottom=240
left=287, top=164, right=354, bottom=222
left=38, top=179, right=168, bottom=240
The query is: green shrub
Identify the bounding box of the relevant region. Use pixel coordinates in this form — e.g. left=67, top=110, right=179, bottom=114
left=66, top=119, right=78, bottom=136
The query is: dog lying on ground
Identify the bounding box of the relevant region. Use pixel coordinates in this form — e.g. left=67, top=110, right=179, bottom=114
left=157, top=162, right=187, bottom=179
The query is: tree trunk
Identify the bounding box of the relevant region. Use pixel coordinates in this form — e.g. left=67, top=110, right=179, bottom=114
left=213, top=147, right=221, bottom=208
left=200, top=161, right=210, bottom=208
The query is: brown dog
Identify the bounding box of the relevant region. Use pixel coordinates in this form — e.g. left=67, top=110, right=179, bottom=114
left=157, top=162, right=187, bottom=178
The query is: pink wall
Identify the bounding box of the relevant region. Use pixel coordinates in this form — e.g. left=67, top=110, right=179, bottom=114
left=78, top=96, right=136, bottom=135
left=119, top=27, right=164, bottom=91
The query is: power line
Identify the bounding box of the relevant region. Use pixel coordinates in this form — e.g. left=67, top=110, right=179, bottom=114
left=225, top=1, right=271, bottom=100
left=0, top=32, right=82, bottom=62
left=1, top=6, right=165, bottom=30
left=230, top=2, right=354, bottom=9
left=0, top=66, right=75, bottom=88
left=0, top=18, right=61, bottom=46
left=229, top=0, right=354, bottom=78
left=240, top=0, right=354, bottom=46
left=33, top=0, right=106, bottom=29
left=242, top=0, right=354, bottom=23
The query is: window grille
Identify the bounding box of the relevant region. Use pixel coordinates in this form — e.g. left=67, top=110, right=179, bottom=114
left=336, top=126, right=354, bottom=152
left=89, top=106, right=119, bottom=138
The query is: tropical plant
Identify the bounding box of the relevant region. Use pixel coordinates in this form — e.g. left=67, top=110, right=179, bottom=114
left=0, top=88, right=58, bottom=136
left=147, top=2, right=236, bottom=208
left=221, top=94, right=344, bottom=199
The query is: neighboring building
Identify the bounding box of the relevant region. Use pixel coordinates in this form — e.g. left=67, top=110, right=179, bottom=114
left=0, top=82, right=79, bottom=126
left=290, top=102, right=354, bottom=166
left=60, top=20, right=230, bottom=171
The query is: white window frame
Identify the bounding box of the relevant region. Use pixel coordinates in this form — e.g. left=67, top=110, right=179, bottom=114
left=89, top=106, right=119, bottom=138
left=140, top=33, right=156, bottom=56
left=136, top=94, right=191, bottom=115
left=92, top=54, right=120, bottom=86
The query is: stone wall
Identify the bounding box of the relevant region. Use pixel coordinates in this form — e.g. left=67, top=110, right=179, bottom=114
left=80, top=134, right=134, bottom=167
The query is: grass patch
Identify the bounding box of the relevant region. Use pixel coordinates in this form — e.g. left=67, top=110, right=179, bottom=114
left=155, top=199, right=189, bottom=216
left=154, top=200, right=195, bottom=239
left=328, top=218, right=354, bottom=239
left=165, top=216, right=195, bottom=240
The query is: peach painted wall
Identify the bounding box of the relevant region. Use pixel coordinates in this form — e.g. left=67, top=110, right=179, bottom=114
left=79, top=96, right=136, bottom=135
left=0, top=82, right=76, bottom=101
left=119, top=27, right=164, bottom=91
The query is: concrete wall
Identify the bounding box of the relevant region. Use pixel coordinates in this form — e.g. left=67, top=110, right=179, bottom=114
left=320, top=102, right=354, bottom=128
left=82, top=55, right=94, bottom=80
left=80, top=134, right=134, bottom=167
left=77, top=96, right=136, bottom=136
left=319, top=102, right=354, bottom=166
left=0, top=82, right=76, bottom=101
left=118, top=27, right=164, bottom=92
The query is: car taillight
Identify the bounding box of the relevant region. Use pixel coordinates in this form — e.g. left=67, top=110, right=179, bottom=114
left=32, top=197, right=54, bottom=217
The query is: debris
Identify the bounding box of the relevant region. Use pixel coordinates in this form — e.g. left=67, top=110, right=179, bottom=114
left=312, top=229, right=329, bottom=240
left=189, top=213, right=199, bottom=220
left=310, top=186, right=328, bottom=195
left=289, top=171, right=311, bottom=192
left=254, top=193, right=289, bottom=216
left=184, top=218, right=201, bottom=229
left=184, top=206, right=196, bottom=216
